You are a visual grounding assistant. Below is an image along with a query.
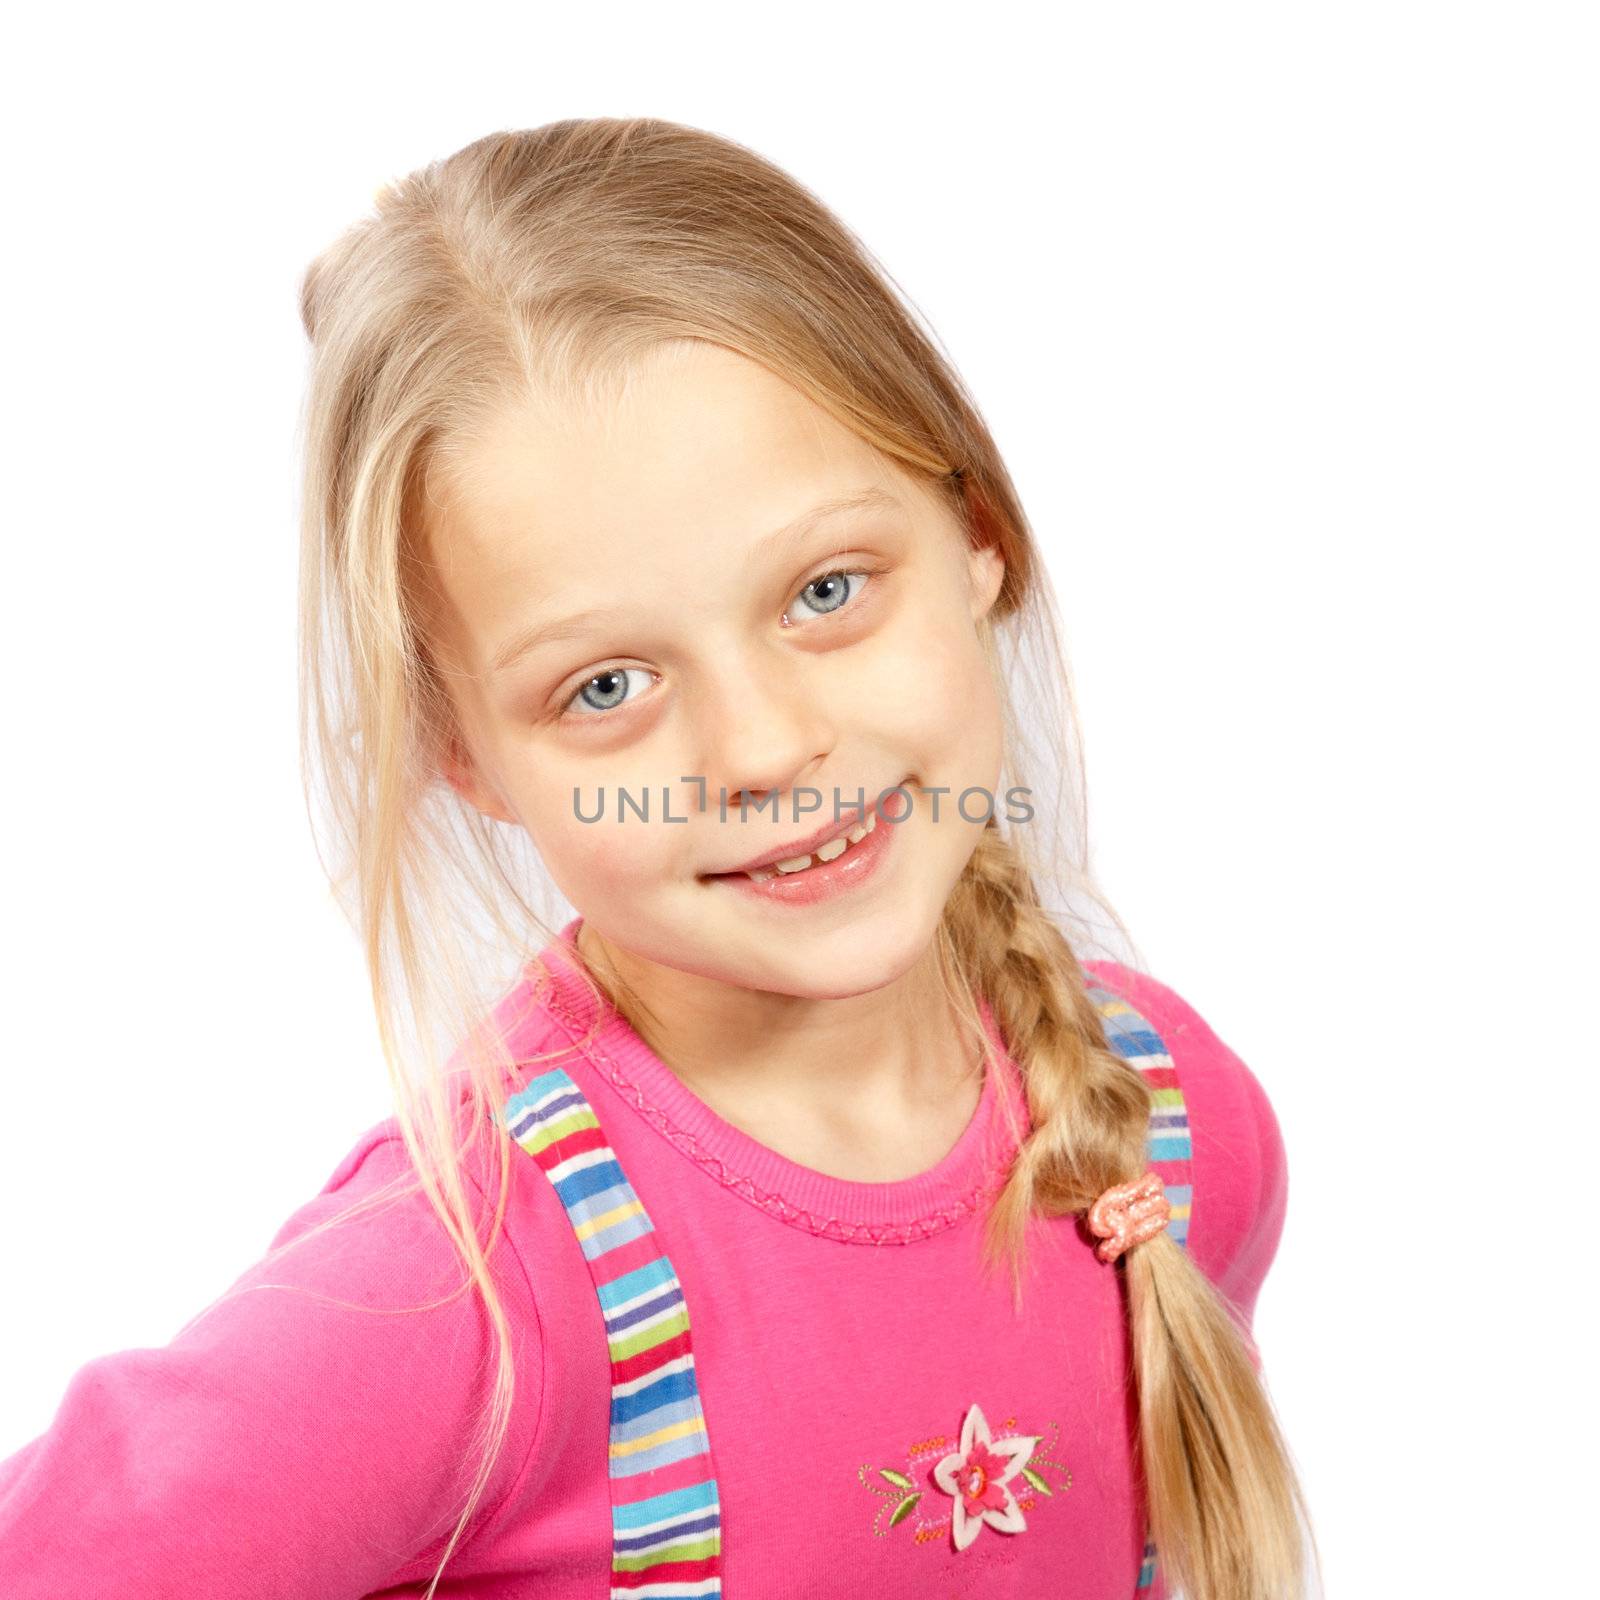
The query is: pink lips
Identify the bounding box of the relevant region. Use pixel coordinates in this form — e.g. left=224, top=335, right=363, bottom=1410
left=704, top=787, right=908, bottom=907
left=708, top=789, right=892, bottom=875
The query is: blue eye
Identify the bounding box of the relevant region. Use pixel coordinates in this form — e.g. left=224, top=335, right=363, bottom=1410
left=787, top=569, right=870, bottom=622
left=559, top=570, right=870, bottom=721
left=564, top=666, right=654, bottom=718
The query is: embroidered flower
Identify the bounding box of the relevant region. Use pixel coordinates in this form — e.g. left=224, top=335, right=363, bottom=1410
left=932, top=1402, right=1042, bottom=1551
left=857, top=1411, right=1069, bottom=1547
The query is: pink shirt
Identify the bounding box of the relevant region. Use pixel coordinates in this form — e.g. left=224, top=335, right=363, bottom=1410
left=0, top=917, right=1289, bottom=1596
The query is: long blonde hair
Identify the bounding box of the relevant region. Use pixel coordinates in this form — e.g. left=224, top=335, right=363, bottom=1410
left=293, top=116, right=1318, bottom=1598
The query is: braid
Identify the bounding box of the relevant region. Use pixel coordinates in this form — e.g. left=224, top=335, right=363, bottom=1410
left=941, top=820, right=1314, bottom=1600
left=939, top=820, right=1152, bottom=1282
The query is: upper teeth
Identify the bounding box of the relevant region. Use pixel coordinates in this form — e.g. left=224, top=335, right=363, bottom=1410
left=746, top=812, right=876, bottom=881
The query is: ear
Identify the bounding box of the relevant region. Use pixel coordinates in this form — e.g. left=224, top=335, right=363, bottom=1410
left=966, top=540, right=1007, bottom=623
left=439, top=732, right=520, bottom=825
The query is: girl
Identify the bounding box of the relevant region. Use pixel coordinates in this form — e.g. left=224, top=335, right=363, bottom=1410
left=0, top=118, right=1316, bottom=1599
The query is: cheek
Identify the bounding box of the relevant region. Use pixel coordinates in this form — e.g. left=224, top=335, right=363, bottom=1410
left=871, top=607, right=1003, bottom=768
left=519, top=775, right=679, bottom=905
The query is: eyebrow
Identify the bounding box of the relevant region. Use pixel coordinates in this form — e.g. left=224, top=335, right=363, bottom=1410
left=488, top=485, right=903, bottom=674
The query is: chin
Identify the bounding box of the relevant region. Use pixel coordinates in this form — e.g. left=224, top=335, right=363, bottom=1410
left=741, top=906, right=942, bottom=999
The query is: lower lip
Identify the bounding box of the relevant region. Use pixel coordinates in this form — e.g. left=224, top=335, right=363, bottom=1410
left=703, top=789, right=908, bottom=908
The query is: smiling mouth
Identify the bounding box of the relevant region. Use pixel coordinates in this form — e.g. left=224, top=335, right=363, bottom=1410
left=705, top=810, right=880, bottom=883
left=699, top=778, right=913, bottom=884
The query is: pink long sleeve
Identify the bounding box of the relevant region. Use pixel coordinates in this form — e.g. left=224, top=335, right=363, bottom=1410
left=0, top=1123, right=545, bottom=1598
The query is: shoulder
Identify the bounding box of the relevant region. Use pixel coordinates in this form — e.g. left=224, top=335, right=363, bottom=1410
left=209, top=1112, right=553, bottom=1570
left=264, top=1111, right=544, bottom=1335
left=0, top=1109, right=550, bottom=1596
left=1081, top=960, right=1290, bottom=1332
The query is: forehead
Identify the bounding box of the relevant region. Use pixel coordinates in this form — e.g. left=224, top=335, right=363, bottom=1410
left=420, top=341, right=915, bottom=653
left=441, top=343, right=888, bottom=544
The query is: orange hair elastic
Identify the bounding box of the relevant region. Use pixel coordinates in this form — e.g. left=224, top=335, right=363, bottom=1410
left=1086, top=1171, right=1172, bottom=1264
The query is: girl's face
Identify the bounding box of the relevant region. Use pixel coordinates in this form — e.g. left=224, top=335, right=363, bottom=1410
left=421, top=339, right=1007, bottom=1000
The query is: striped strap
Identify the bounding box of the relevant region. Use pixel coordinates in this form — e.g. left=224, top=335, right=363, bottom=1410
left=1084, top=981, right=1193, bottom=1597
left=499, top=1067, right=724, bottom=1598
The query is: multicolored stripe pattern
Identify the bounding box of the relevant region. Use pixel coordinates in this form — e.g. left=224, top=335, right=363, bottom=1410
left=498, top=1066, right=723, bottom=1598
left=1084, top=981, right=1193, bottom=1598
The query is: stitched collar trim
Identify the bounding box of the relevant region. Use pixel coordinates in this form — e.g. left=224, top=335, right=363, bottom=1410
left=506, top=917, right=1031, bottom=1246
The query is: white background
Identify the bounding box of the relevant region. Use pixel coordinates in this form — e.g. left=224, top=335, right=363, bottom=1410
left=2, top=5, right=1593, bottom=1594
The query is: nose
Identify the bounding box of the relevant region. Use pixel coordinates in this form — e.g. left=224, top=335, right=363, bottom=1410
left=694, top=648, right=836, bottom=816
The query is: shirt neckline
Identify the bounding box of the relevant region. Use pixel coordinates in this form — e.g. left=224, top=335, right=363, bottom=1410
left=515, top=915, right=1033, bottom=1246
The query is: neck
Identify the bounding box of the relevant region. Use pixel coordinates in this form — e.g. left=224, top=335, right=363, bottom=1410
left=572, top=919, right=986, bottom=1182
